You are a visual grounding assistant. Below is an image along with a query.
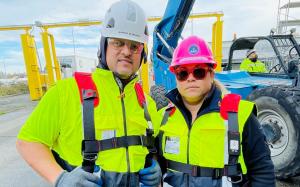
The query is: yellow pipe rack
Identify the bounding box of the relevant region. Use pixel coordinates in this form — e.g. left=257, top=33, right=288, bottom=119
left=0, top=12, right=224, bottom=99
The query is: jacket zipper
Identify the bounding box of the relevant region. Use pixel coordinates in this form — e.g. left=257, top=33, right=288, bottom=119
left=120, top=88, right=131, bottom=186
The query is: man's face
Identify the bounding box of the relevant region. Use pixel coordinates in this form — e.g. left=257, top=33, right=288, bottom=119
left=106, top=38, right=144, bottom=79
left=248, top=52, right=258, bottom=59
left=175, top=64, right=214, bottom=103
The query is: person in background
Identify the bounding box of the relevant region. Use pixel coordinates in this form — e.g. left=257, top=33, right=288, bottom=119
left=16, top=0, right=161, bottom=186
left=158, top=36, right=275, bottom=187
left=240, top=49, right=266, bottom=73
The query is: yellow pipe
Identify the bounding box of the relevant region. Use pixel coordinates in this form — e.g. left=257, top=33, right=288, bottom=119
left=49, top=34, right=61, bottom=80
left=0, top=25, right=32, bottom=31
left=39, top=20, right=102, bottom=29
left=41, top=30, right=56, bottom=87
left=212, top=23, right=216, bottom=61
left=0, top=13, right=224, bottom=31
left=140, top=45, right=150, bottom=94
left=20, top=33, right=43, bottom=100
left=32, top=12, right=224, bottom=30
left=214, top=19, right=223, bottom=72
left=189, top=12, right=224, bottom=19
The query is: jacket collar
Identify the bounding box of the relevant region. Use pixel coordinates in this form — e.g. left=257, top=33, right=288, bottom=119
left=165, top=84, right=222, bottom=126
left=93, top=68, right=138, bottom=90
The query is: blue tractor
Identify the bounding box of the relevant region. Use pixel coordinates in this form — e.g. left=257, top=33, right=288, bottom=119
left=151, top=0, right=300, bottom=179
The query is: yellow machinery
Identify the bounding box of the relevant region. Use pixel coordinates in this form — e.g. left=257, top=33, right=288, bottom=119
left=36, top=21, right=101, bottom=87
left=0, top=12, right=223, bottom=99
left=0, top=25, right=44, bottom=100
left=0, top=21, right=101, bottom=100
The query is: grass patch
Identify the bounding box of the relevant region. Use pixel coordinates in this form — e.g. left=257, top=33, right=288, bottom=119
left=0, top=83, right=29, bottom=96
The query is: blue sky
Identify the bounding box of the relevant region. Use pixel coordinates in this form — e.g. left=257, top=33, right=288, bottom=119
left=0, top=0, right=299, bottom=73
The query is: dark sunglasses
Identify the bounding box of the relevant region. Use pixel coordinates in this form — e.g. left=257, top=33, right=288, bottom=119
left=174, top=66, right=211, bottom=81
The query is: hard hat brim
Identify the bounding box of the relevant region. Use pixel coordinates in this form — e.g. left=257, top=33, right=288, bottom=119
left=101, top=30, right=148, bottom=44
left=170, top=57, right=217, bottom=72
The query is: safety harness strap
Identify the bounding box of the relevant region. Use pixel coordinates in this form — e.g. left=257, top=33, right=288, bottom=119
left=166, top=160, right=242, bottom=178
left=227, top=112, right=240, bottom=165
left=75, top=73, right=155, bottom=172
left=220, top=94, right=241, bottom=167
left=134, top=83, right=156, bottom=167
left=158, top=108, right=173, bottom=156
left=220, top=94, right=243, bottom=183
left=74, top=72, right=99, bottom=106
left=82, top=135, right=155, bottom=152
left=159, top=94, right=243, bottom=179
left=74, top=72, right=99, bottom=173
left=134, top=83, right=156, bottom=154
left=81, top=90, right=98, bottom=173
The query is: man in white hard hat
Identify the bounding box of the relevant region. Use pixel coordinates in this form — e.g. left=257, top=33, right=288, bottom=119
left=240, top=49, right=266, bottom=73
left=16, top=0, right=162, bottom=186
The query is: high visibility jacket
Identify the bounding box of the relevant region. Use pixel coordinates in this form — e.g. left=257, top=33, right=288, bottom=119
left=240, top=58, right=266, bottom=73
left=159, top=86, right=255, bottom=187
left=18, top=68, right=160, bottom=184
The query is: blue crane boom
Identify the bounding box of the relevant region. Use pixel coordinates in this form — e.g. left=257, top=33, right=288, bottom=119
left=152, top=0, right=195, bottom=91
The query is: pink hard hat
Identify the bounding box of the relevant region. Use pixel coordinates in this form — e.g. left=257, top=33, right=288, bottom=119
left=170, top=35, right=217, bottom=72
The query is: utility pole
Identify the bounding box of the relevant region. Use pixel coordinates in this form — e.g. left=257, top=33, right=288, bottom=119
left=2, top=59, right=7, bottom=78
left=72, top=27, right=76, bottom=57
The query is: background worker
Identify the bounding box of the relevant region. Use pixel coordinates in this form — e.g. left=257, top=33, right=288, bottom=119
left=240, top=49, right=266, bottom=73
left=158, top=36, right=275, bottom=187
left=16, top=0, right=161, bottom=186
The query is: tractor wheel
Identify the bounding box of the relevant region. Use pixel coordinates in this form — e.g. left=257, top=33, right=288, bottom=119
left=248, top=86, right=300, bottom=179
left=150, top=85, right=168, bottom=110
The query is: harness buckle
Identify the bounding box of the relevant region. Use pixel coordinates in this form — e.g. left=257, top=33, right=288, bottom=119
left=140, top=135, right=144, bottom=146
left=146, top=128, right=154, bottom=137
left=228, top=131, right=240, bottom=156
left=82, top=89, right=97, bottom=100
left=82, top=152, right=98, bottom=162
left=111, top=137, right=118, bottom=148
left=227, top=173, right=243, bottom=184
left=212, top=168, right=223, bottom=179
left=191, top=166, right=199, bottom=177
left=81, top=140, right=99, bottom=160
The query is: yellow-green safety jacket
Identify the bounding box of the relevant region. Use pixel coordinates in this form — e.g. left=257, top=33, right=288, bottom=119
left=240, top=58, right=266, bottom=73
left=159, top=86, right=255, bottom=187
left=18, top=68, right=160, bottom=186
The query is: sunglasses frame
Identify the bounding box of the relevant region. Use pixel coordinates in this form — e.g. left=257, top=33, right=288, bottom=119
left=174, top=65, right=212, bottom=81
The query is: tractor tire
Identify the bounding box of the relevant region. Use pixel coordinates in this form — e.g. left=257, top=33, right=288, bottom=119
left=150, top=85, right=168, bottom=110
left=248, top=86, right=300, bottom=179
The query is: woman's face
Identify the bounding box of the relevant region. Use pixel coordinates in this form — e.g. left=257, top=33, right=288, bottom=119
left=175, top=64, right=214, bottom=103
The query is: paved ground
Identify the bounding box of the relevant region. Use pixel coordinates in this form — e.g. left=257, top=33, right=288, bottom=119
left=0, top=94, right=51, bottom=187
left=0, top=94, right=300, bottom=187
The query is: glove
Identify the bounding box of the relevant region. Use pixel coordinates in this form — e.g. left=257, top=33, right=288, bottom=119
left=55, top=166, right=103, bottom=187
left=139, top=159, right=162, bottom=187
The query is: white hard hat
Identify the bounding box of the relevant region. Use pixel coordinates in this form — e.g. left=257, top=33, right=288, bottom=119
left=246, top=49, right=256, bottom=57
left=101, top=0, right=148, bottom=44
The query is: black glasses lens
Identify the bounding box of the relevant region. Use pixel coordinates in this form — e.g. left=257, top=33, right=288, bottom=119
left=193, top=68, right=206, bottom=80
left=176, top=70, right=189, bottom=81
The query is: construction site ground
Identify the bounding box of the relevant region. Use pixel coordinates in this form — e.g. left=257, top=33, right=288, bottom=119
left=0, top=94, right=299, bottom=187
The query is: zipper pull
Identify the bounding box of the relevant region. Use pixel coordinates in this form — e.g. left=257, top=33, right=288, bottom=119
left=118, top=92, right=125, bottom=99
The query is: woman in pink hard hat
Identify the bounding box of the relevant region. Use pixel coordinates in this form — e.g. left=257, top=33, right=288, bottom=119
left=157, top=36, right=275, bottom=187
